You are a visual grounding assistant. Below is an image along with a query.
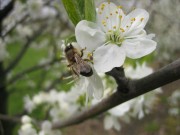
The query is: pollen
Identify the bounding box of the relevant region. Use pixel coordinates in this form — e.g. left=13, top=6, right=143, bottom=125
left=131, top=18, right=136, bottom=21
left=119, top=15, right=122, bottom=19
left=101, top=7, right=104, bottom=10
left=140, top=18, right=144, bottom=22
left=106, top=16, right=109, bottom=19
left=120, top=28, right=125, bottom=32
left=102, top=20, right=106, bottom=25
left=108, top=30, right=112, bottom=33
left=118, top=5, right=123, bottom=9
left=113, top=26, right=116, bottom=29
left=101, top=4, right=106, bottom=7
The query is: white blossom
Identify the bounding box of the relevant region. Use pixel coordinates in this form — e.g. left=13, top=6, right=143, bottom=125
left=75, top=2, right=156, bottom=73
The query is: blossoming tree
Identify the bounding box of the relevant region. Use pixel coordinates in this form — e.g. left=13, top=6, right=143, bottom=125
left=0, top=0, right=180, bottom=135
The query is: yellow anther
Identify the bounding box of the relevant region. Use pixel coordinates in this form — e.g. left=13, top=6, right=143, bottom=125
left=115, top=11, right=118, bottom=14
left=140, top=18, right=144, bottom=22
left=120, top=28, right=125, bottom=32
left=131, top=18, right=136, bottom=21
left=99, top=11, right=102, bottom=14
left=119, top=15, right=122, bottom=19
left=126, top=25, right=129, bottom=28
left=108, top=30, right=112, bottom=32
left=113, top=26, right=116, bottom=29
left=101, top=4, right=106, bottom=7
left=110, top=13, right=113, bottom=16
left=108, top=0, right=110, bottom=4
left=102, top=20, right=106, bottom=24
left=118, top=5, right=123, bottom=9
left=101, top=7, right=104, bottom=10
left=106, top=16, right=109, bottom=19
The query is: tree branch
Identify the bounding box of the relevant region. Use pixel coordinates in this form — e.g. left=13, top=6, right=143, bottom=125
left=4, top=23, right=47, bottom=74
left=7, top=58, right=60, bottom=85
left=1, top=0, right=53, bottom=38
left=52, top=58, right=180, bottom=129
left=0, top=114, right=21, bottom=123
left=0, top=0, right=14, bottom=22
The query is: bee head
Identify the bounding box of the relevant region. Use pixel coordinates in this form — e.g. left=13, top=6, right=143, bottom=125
left=65, top=44, right=74, bottom=52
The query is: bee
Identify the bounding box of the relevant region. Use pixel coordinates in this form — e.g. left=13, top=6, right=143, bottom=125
left=64, top=44, right=93, bottom=77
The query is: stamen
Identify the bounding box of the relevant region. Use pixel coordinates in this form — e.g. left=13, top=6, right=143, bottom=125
left=106, top=16, right=109, bottom=19
left=120, top=28, right=125, bottom=32
left=119, top=15, right=122, bottom=19
left=99, top=11, right=102, bottom=14
left=115, top=11, right=118, bottom=14
left=140, top=18, right=144, bottom=22
left=118, top=6, right=123, bottom=9
left=131, top=18, right=136, bottom=21
left=110, top=13, right=113, bottom=16
left=113, top=26, right=116, bottom=29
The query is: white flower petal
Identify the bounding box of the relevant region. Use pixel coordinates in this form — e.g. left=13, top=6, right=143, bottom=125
left=75, top=20, right=106, bottom=52
left=88, top=70, right=104, bottom=99
left=109, top=102, right=131, bottom=117
left=121, top=9, right=149, bottom=37
left=97, top=2, right=125, bottom=32
left=93, top=44, right=126, bottom=73
left=122, top=37, right=157, bottom=59
left=104, top=116, right=114, bottom=130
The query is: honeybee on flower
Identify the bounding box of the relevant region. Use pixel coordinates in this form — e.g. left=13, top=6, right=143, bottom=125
left=63, top=42, right=104, bottom=102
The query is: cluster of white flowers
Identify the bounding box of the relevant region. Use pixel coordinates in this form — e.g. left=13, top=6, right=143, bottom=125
left=18, top=1, right=159, bottom=134
left=103, top=64, right=162, bottom=131
left=168, top=89, right=180, bottom=116
left=19, top=115, right=61, bottom=135
left=27, top=0, right=57, bottom=19
left=63, top=1, right=157, bottom=101
left=22, top=64, right=162, bottom=133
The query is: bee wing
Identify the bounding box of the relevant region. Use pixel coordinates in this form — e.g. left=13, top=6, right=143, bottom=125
left=75, top=54, right=92, bottom=74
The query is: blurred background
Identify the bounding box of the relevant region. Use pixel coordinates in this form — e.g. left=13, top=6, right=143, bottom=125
left=0, top=0, right=180, bottom=135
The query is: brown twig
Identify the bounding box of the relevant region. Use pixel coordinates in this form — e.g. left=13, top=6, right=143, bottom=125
left=7, top=58, right=60, bottom=85
left=0, top=114, right=21, bottom=123
left=4, top=23, right=47, bottom=74
left=52, top=58, right=180, bottom=129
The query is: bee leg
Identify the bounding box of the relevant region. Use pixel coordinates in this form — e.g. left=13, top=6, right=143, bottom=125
left=83, top=59, right=94, bottom=64
left=62, top=75, right=73, bottom=80
left=80, top=47, right=86, bottom=57
left=67, top=63, right=73, bottom=67
left=71, top=67, right=79, bottom=77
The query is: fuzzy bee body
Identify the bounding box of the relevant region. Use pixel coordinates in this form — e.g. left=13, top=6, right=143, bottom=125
left=65, top=44, right=93, bottom=77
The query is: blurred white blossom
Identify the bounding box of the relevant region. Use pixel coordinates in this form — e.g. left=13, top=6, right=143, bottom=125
left=103, top=64, right=162, bottom=131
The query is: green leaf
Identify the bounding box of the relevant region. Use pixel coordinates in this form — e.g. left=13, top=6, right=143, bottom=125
left=76, top=0, right=85, bottom=19
left=65, top=35, right=76, bottom=44
left=85, top=0, right=96, bottom=22
left=62, top=0, right=83, bottom=25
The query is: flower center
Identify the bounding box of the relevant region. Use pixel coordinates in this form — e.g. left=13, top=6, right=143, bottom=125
left=106, top=31, right=124, bottom=46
